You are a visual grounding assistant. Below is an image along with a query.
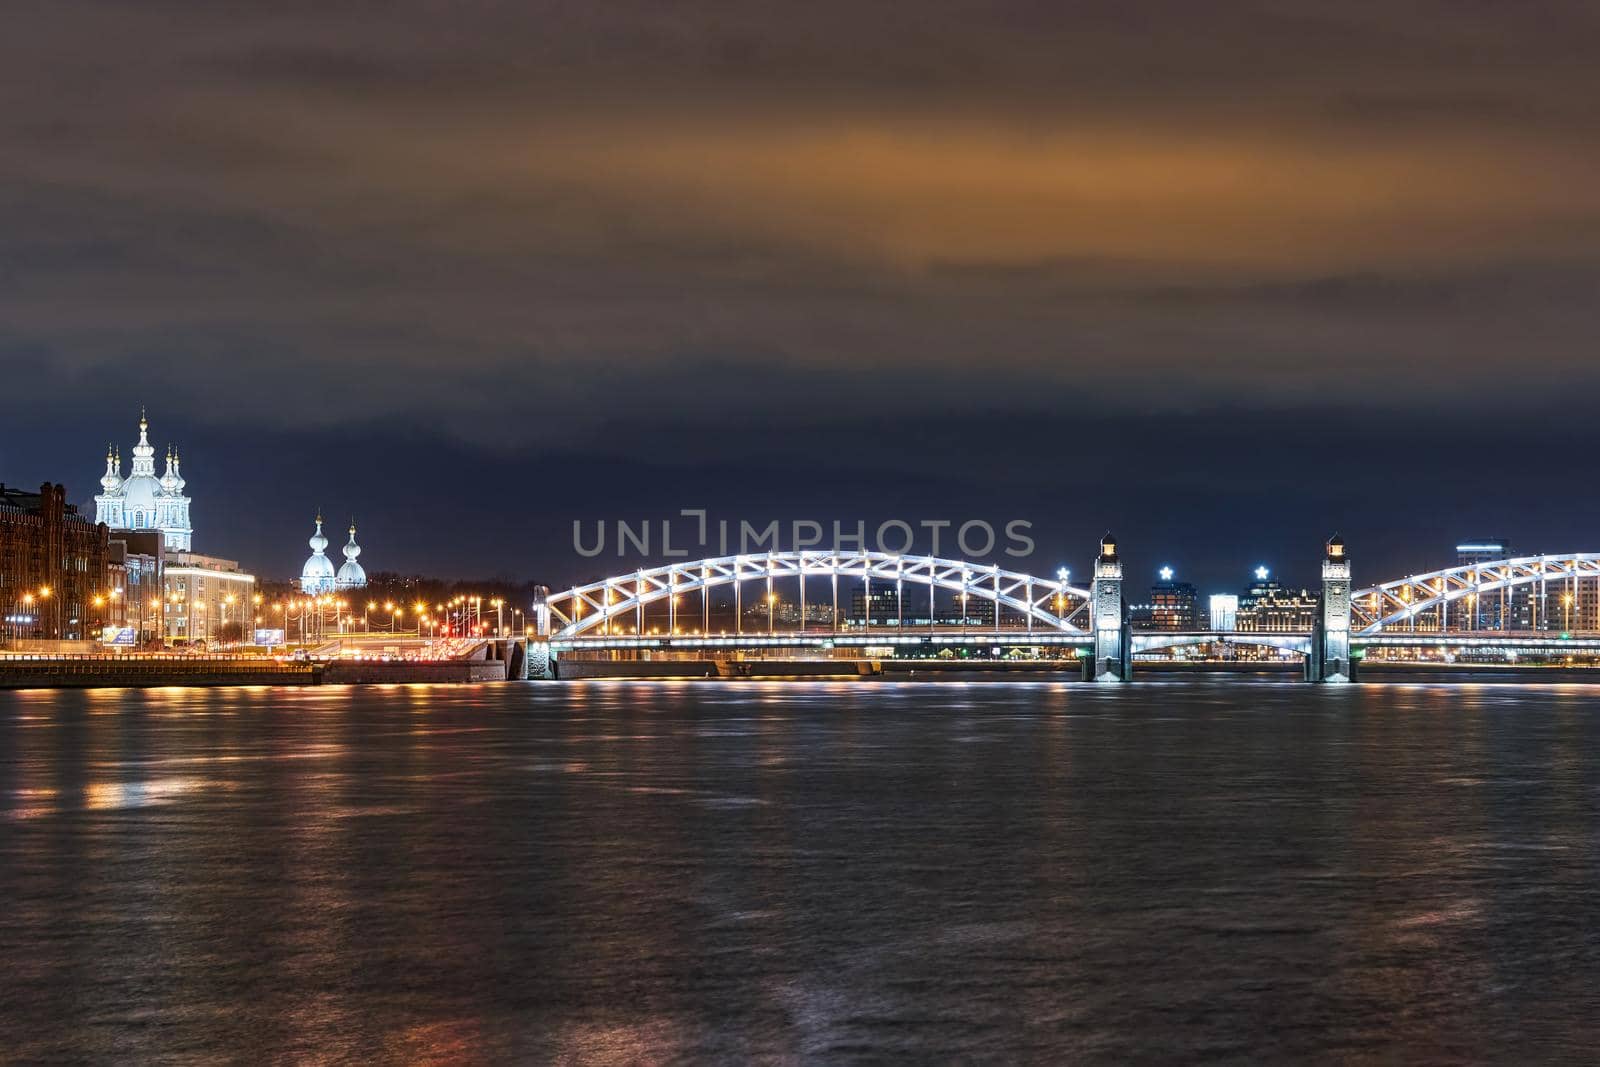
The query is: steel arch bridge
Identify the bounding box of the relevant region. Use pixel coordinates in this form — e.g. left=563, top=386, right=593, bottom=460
left=1351, top=553, right=1600, bottom=636
left=543, top=551, right=1092, bottom=639
left=526, top=543, right=1600, bottom=685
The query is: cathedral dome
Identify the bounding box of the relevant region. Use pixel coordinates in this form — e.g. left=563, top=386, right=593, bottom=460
left=336, top=522, right=367, bottom=589
left=122, top=473, right=163, bottom=513
left=301, top=515, right=337, bottom=594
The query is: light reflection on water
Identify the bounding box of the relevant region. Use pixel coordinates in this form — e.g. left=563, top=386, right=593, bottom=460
left=1, top=680, right=1599, bottom=1060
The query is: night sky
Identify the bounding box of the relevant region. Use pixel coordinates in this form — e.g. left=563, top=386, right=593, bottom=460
left=3, top=2, right=1598, bottom=593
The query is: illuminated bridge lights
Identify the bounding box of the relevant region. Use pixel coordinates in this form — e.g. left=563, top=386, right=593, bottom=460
left=550, top=631, right=1094, bottom=653
left=544, top=550, right=1600, bottom=661
left=544, top=552, right=1094, bottom=640
left=1351, top=553, right=1600, bottom=636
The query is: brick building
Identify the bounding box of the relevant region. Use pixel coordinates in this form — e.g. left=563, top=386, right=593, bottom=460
left=1, top=482, right=112, bottom=643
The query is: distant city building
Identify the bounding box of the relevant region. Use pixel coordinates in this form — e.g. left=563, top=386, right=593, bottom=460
left=1456, top=541, right=1510, bottom=566
left=741, top=599, right=833, bottom=626
left=1237, top=566, right=1319, bottom=632
left=94, top=410, right=193, bottom=551
left=108, top=529, right=164, bottom=645
left=164, top=552, right=256, bottom=645
left=935, top=592, right=995, bottom=628
left=1452, top=539, right=1549, bottom=630
left=1146, top=566, right=1199, bottom=630
left=850, top=586, right=901, bottom=625
left=1, top=482, right=111, bottom=643
left=1209, top=594, right=1239, bottom=632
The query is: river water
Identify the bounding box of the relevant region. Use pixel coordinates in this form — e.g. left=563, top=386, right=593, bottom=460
left=2, top=680, right=1598, bottom=1062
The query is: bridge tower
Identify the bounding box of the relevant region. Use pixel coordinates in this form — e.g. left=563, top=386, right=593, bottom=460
left=1090, top=532, right=1130, bottom=682
left=1313, top=535, right=1354, bottom=683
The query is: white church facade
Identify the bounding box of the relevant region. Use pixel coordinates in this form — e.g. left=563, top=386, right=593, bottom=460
left=94, top=410, right=193, bottom=551
left=93, top=411, right=257, bottom=646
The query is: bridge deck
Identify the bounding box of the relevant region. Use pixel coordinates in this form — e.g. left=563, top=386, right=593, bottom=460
left=551, top=628, right=1600, bottom=655
left=549, top=629, right=1091, bottom=651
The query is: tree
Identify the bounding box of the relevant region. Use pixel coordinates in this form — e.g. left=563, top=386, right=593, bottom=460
left=216, top=621, right=246, bottom=645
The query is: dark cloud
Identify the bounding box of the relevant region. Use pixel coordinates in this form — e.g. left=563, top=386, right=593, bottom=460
left=2, top=2, right=1598, bottom=576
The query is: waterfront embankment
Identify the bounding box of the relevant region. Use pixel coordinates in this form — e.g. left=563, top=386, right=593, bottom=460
left=0, top=656, right=511, bottom=689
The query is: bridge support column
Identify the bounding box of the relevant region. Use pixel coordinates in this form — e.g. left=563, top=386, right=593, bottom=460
left=532, top=585, right=551, bottom=637
left=1313, top=535, right=1354, bottom=683
left=1091, top=533, right=1128, bottom=682
left=527, top=586, right=555, bottom=679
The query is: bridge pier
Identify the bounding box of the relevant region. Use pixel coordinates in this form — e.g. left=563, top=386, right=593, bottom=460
left=1090, top=533, right=1129, bottom=682
left=527, top=586, right=556, bottom=679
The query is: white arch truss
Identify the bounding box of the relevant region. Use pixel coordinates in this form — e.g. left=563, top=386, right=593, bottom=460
left=545, top=551, right=1092, bottom=638
left=1352, top=553, right=1600, bottom=635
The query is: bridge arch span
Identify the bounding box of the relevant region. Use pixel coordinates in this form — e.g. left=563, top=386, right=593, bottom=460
left=1353, top=553, right=1600, bottom=635
left=544, top=551, right=1092, bottom=638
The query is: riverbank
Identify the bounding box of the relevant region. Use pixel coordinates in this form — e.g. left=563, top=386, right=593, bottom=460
left=0, top=656, right=510, bottom=689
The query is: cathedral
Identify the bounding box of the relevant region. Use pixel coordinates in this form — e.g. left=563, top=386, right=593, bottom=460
left=300, top=515, right=368, bottom=594
left=94, top=410, right=193, bottom=551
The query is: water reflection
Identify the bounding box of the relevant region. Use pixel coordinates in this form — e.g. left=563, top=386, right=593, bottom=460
left=2, top=680, right=1599, bottom=1060
left=83, top=776, right=204, bottom=809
